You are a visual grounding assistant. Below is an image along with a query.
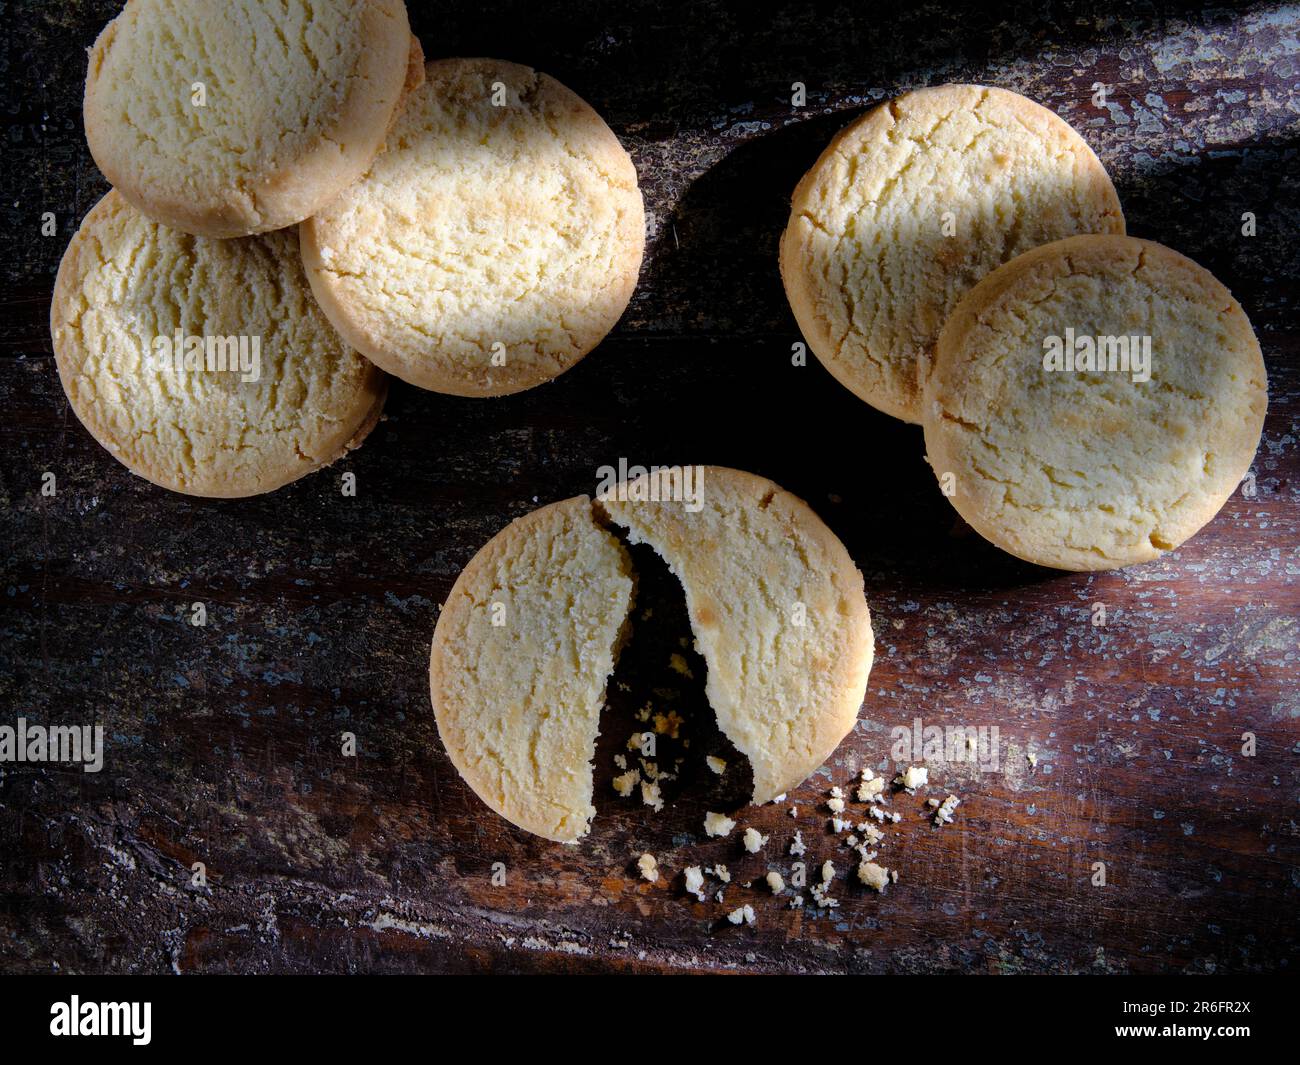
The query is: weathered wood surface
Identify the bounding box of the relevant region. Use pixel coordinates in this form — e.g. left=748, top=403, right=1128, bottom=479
left=0, top=1, right=1297, bottom=974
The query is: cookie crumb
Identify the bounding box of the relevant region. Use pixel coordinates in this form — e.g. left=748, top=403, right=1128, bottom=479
left=857, top=861, right=889, bottom=892
left=895, top=765, right=928, bottom=791
left=704, top=811, right=736, bottom=837
left=727, top=904, right=756, bottom=926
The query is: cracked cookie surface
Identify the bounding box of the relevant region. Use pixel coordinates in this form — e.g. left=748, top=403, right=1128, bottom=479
left=781, top=84, right=1124, bottom=423
left=921, top=234, right=1268, bottom=571
left=302, top=58, right=645, bottom=398
left=51, top=191, right=386, bottom=497
left=84, top=0, right=415, bottom=238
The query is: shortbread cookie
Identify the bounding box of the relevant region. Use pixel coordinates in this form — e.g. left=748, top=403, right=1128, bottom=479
left=601, top=466, right=874, bottom=804
left=921, top=235, right=1268, bottom=570
left=302, top=58, right=645, bottom=397
left=51, top=192, right=386, bottom=497
left=429, top=498, right=636, bottom=843
left=781, top=84, right=1124, bottom=423
left=84, top=0, right=417, bottom=238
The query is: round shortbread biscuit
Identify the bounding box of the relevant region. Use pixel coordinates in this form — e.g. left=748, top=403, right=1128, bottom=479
left=84, top=0, right=417, bottom=238
left=51, top=191, right=386, bottom=497
left=430, top=497, right=636, bottom=844
left=430, top=469, right=873, bottom=842
left=781, top=84, right=1125, bottom=423
left=600, top=466, right=874, bottom=805
left=921, top=234, right=1268, bottom=571
left=302, top=58, right=645, bottom=398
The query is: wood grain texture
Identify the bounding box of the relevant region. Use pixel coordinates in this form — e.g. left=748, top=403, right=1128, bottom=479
left=0, top=0, right=1297, bottom=974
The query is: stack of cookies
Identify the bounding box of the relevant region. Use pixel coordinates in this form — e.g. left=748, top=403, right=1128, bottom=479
left=781, top=84, right=1267, bottom=570
left=52, top=0, right=645, bottom=496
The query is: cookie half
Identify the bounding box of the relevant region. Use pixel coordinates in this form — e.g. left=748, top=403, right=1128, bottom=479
left=51, top=192, right=386, bottom=497
left=302, top=58, right=645, bottom=397
left=84, top=0, right=417, bottom=238
left=601, top=466, right=874, bottom=805
left=921, top=235, right=1268, bottom=570
left=781, top=84, right=1124, bottom=423
left=429, top=497, right=636, bottom=844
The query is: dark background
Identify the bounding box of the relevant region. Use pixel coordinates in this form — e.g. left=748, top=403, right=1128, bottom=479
left=0, top=0, right=1296, bottom=974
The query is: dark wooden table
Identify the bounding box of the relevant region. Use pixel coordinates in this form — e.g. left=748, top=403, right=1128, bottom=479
left=1, top=0, right=1296, bottom=974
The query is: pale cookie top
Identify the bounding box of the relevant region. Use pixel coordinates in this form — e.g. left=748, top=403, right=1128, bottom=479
left=51, top=192, right=386, bottom=497
left=302, top=58, right=645, bottom=398
left=601, top=466, right=874, bottom=804
left=781, top=84, right=1124, bottom=424
left=430, top=497, right=635, bottom=844
left=84, top=0, right=415, bottom=238
left=922, top=235, right=1268, bottom=571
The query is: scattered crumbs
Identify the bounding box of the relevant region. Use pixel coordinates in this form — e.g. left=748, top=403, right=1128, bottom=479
left=708, top=863, right=731, bottom=883
left=789, top=830, right=806, bottom=857
left=1028, top=751, right=1039, bottom=768
left=637, top=853, right=658, bottom=882
left=684, top=866, right=706, bottom=901
left=653, top=710, right=684, bottom=738
left=742, top=827, right=769, bottom=853
left=704, top=811, right=736, bottom=837
left=727, top=904, right=757, bottom=926
left=668, top=652, right=694, bottom=679
left=810, top=860, right=838, bottom=908
left=766, top=870, right=785, bottom=894
left=641, top=779, right=664, bottom=812
left=706, top=755, right=727, bottom=775
left=612, top=768, right=640, bottom=797
left=857, top=768, right=885, bottom=802
left=770, top=793, right=787, bottom=804
left=789, top=806, right=798, bottom=817
left=613, top=753, right=627, bottom=770
left=932, top=794, right=961, bottom=827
